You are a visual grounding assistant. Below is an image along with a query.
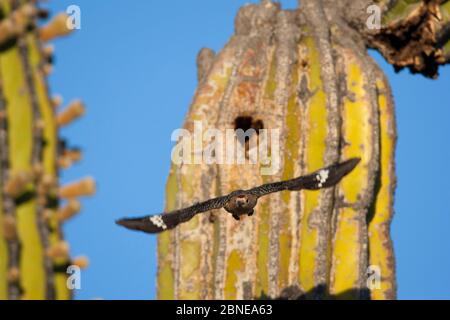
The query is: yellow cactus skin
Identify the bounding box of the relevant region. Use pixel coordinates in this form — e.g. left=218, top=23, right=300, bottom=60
left=157, top=1, right=402, bottom=300
left=368, top=72, right=397, bottom=300
left=0, top=0, right=92, bottom=300
left=330, top=50, right=377, bottom=299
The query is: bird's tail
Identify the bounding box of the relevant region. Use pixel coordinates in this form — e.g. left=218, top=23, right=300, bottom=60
left=289, top=157, right=361, bottom=191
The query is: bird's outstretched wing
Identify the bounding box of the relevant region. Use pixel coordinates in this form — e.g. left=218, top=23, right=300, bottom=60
left=247, top=158, right=361, bottom=198
left=116, top=158, right=360, bottom=234
left=116, top=194, right=231, bottom=233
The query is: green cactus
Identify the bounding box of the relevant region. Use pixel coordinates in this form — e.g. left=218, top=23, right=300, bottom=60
left=2, top=0, right=449, bottom=301
left=157, top=0, right=450, bottom=300
left=0, top=0, right=94, bottom=300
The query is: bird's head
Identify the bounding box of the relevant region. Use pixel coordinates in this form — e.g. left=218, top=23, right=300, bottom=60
left=224, top=191, right=258, bottom=216
left=235, top=194, right=249, bottom=208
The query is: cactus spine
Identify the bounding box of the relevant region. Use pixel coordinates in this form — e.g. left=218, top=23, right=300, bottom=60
left=158, top=0, right=450, bottom=300
left=0, top=0, right=94, bottom=300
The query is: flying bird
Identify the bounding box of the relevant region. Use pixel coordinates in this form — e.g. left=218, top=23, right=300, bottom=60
left=116, top=158, right=360, bottom=234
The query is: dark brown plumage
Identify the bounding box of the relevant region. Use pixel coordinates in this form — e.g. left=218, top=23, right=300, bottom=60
left=116, top=158, right=360, bottom=234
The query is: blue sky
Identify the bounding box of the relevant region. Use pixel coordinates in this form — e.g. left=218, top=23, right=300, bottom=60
left=47, top=0, right=450, bottom=299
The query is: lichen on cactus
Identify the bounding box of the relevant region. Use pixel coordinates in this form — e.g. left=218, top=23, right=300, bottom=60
left=156, top=0, right=450, bottom=300
left=0, top=0, right=94, bottom=300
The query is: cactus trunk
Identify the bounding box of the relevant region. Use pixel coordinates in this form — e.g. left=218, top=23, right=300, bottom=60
left=157, top=1, right=399, bottom=300
left=0, top=0, right=93, bottom=300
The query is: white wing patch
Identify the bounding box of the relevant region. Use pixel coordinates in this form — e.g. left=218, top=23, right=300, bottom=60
left=149, top=215, right=167, bottom=230
left=316, top=169, right=329, bottom=188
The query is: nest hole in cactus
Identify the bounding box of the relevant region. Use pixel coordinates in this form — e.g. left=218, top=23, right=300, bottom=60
left=234, top=116, right=264, bottom=158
